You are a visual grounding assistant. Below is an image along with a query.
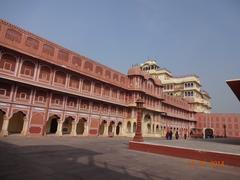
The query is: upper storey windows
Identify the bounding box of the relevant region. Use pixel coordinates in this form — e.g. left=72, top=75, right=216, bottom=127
left=113, top=73, right=119, bottom=82
left=163, top=84, right=174, bottom=91
left=95, top=66, right=103, bottom=76
left=20, top=60, right=35, bottom=77
left=5, top=29, right=22, bottom=43
left=25, top=37, right=39, bottom=50
left=69, top=75, right=79, bottom=89
left=0, top=54, right=16, bottom=72
left=84, top=61, right=93, bottom=72
left=105, top=70, right=111, bottom=79
left=54, top=71, right=66, bottom=85
left=72, top=56, right=82, bottom=69
left=42, top=44, right=54, bottom=56
left=184, top=91, right=194, bottom=97
left=82, top=79, right=91, bottom=92
left=58, top=50, right=69, bottom=62
left=39, top=66, right=51, bottom=82
left=184, top=82, right=194, bottom=88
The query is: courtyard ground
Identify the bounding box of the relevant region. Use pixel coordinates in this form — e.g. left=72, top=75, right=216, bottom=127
left=0, top=136, right=239, bottom=180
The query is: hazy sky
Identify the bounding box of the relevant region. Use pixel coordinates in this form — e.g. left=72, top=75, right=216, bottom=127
left=0, top=0, right=239, bottom=113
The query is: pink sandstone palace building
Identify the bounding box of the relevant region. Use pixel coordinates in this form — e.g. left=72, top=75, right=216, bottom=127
left=0, top=20, right=239, bottom=138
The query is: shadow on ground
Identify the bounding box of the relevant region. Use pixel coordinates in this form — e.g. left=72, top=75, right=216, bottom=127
left=0, top=140, right=145, bottom=180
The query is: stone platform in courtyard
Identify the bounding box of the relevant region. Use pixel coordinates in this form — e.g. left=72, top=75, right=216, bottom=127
left=129, top=138, right=240, bottom=167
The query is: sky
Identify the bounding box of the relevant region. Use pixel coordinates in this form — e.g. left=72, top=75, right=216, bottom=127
left=0, top=0, right=239, bottom=113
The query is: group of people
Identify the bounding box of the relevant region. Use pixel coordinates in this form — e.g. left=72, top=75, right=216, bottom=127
left=165, top=130, right=187, bottom=140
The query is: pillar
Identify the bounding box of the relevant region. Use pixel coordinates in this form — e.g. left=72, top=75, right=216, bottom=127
left=83, top=120, right=88, bottom=136
left=131, top=122, right=134, bottom=133
left=71, top=120, right=77, bottom=136
left=112, top=124, right=116, bottom=136
left=0, top=115, right=9, bottom=136
left=133, top=99, right=144, bottom=142
left=56, top=119, right=63, bottom=136
left=21, top=117, right=29, bottom=136
left=104, top=123, right=108, bottom=136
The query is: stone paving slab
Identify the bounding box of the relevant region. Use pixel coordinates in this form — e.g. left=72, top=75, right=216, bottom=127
left=0, top=136, right=240, bottom=180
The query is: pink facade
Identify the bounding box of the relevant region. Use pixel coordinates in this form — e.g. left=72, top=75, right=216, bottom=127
left=0, top=19, right=196, bottom=137
left=195, top=113, right=240, bottom=138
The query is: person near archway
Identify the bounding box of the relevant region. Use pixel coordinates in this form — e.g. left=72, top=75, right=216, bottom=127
left=175, top=131, right=179, bottom=140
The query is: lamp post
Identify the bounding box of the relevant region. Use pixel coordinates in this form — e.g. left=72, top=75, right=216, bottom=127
left=133, top=98, right=144, bottom=142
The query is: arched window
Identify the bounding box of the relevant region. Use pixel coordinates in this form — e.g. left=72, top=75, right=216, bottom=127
left=42, top=44, right=54, bottom=56
left=190, top=91, right=193, bottom=96
left=54, top=71, right=66, bottom=85
left=103, top=85, right=110, bottom=96
left=94, top=83, right=101, bottom=95
left=84, top=61, right=93, bottom=71
left=35, top=90, right=47, bottom=103
left=69, top=75, right=79, bottom=89
left=93, top=102, right=100, bottom=112
left=82, top=80, right=91, bottom=92
left=67, top=97, right=77, bottom=107
left=5, top=29, right=22, bottom=43
left=58, top=50, right=69, bottom=62
left=39, top=66, right=51, bottom=81
left=52, top=93, right=63, bottom=105
left=80, top=99, right=89, bottom=110
left=95, top=66, right=103, bottom=75
left=72, top=56, right=82, bottom=69
left=25, top=37, right=39, bottom=50
left=20, top=60, right=35, bottom=77
left=113, top=73, right=119, bottom=81
left=120, top=77, right=125, bottom=84
left=16, top=86, right=31, bottom=100
left=0, top=82, right=11, bottom=97
left=112, top=88, right=118, bottom=98
left=0, top=54, right=17, bottom=72
left=105, top=70, right=111, bottom=79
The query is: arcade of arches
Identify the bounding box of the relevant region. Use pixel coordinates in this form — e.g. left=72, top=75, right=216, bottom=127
left=0, top=109, right=191, bottom=138
left=125, top=114, right=192, bottom=138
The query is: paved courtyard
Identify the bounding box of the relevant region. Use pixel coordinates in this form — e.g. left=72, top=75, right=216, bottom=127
left=145, top=137, right=240, bottom=154
left=0, top=136, right=239, bottom=180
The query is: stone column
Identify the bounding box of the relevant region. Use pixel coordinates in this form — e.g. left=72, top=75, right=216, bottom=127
left=83, top=121, right=88, bottom=136
left=104, top=123, right=108, bottom=136
left=71, top=120, right=77, bottom=136
left=119, top=124, right=122, bottom=136
left=112, top=124, right=116, bottom=136
left=0, top=115, right=9, bottom=137
left=21, top=117, right=29, bottom=136
left=133, top=99, right=144, bottom=142
left=56, top=120, right=63, bottom=136
left=131, top=122, right=134, bottom=134
left=152, top=124, right=155, bottom=134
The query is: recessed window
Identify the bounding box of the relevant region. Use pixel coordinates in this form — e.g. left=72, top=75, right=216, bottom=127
left=24, top=67, right=32, bottom=76
left=20, top=92, right=27, bottom=99
left=69, top=101, right=75, bottom=107
left=0, top=88, right=6, bottom=96
left=3, top=62, right=12, bottom=71
left=37, top=96, right=45, bottom=103
left=54, top=99, right=60, bottom=105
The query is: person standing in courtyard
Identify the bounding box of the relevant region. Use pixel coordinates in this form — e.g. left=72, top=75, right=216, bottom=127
left=175, top=131, right=179, bottom=140
left=184, top=133, right=187, bottom=140
left=170, top=130, right=173, bottom=140
left=166, top=131, right=169, bottom=140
